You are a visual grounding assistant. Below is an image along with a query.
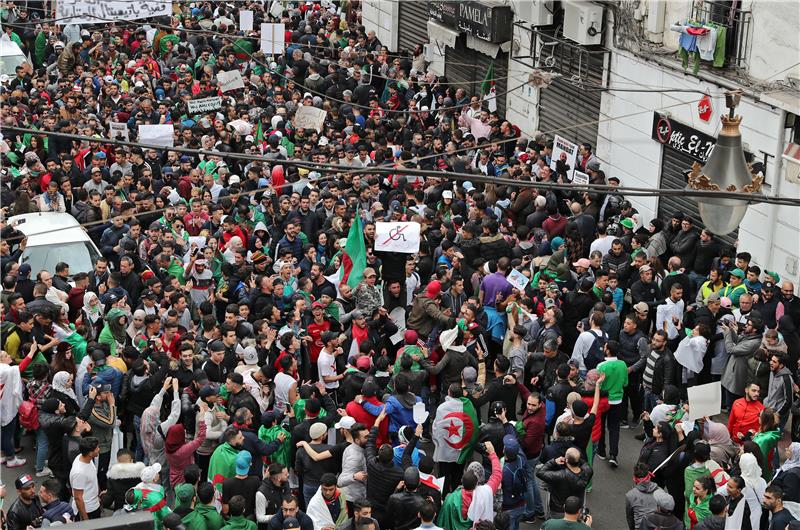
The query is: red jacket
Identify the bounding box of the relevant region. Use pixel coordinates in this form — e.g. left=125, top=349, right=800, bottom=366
left=346, top=397, right=390, bottom=446
left=727, top=397, right=764, bottom=443
left=582, top=394, right=610, bottom=443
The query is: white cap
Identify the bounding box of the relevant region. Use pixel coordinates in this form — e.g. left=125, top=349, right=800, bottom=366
left=228, top=175, right=241, bottom=184
left=242, top=346, right=258, bottom=365
left=442, top=190, right=453, bottom=199
left=334, top=416, right=356, bottom=430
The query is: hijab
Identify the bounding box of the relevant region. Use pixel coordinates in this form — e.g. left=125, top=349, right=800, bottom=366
left=105, top=307, right=128, bottom=343
left=705, top=421, right=732, bottom=445
left=165, top=424, right=185, bottom=454
left=83, top=292, right=103, bottom=323
left=52, top=370, right=77, bottom=401
left=127, top=309, right=146, bottom=341
left=779, top=442, right=800, bottom=474
left=739, top=453, right=763, bottom=489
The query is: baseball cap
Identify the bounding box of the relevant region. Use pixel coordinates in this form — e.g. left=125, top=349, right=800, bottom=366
left=312, top=301, right=324, bottom=310
left=762, top=281, right=776, bottom=292
left=620, top=218, right=635, bottom=229
left=356, top=356, right=372, bottom=370
left=707, top=292, right=721, bottom=302
left=334, top=416, right=356, bottom=430
left=730, top=268, right=746, bottom=279
left=283, top=518, right=301, bottom=530
left=442, top=190, right=453, bottom=200
left=90, top=349, right=107, bottom=366
left=199, top=385, right=219, bottom=398
left=15, top=474, right=34, bottom=489
left=639, top=265, right=652, bottom=273
left=140, top=463, right=161, bottom=483
left=309, top=422, right=327, bottom=440
left=242, top=346, right=258, bottom=365
left=633, top=302, right=649, bottom=314
left=572, top=258, right=591, bottom=268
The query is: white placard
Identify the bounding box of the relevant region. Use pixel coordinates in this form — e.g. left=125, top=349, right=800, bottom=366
left=413, top=402, right=428, bottom=425
left=375, top=222, right=421, bottom=253
left=260, top=23, right=285, bottom=55
left=56, top=0, right=170, bottom=25
left=293, top=105, right=327, bottom=133
left=108, top=121, right=128, bottom=141
left=187, top=96, right=223, bottom=114
left=239, top=10, right=254, bottom=31
left=572, top=170, right=589, bottom=185
left=507, top=269, right=529, bottom=292
left=216, top=70, right=245, bottom=93
left=269, top=0, right=284, bottom=19
left=550, top=134, right=578, bottom=181
left=687, top=381, right=722, bottom=421
left=138, top=124, right=174, bottom=148
left=388, top=306, right=406, bottom=345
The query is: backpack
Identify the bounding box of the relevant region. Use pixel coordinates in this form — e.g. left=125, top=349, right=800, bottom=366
left=505, top=460, right=528, bottom=504
left=0, top=320, right=16, bottom=344
left=19, top=384, right=49, bottom=431
left=584, top=330, right=608, bottom=370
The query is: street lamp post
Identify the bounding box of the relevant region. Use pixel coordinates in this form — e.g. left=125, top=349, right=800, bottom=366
left=686, top=90, right=764, bottom=235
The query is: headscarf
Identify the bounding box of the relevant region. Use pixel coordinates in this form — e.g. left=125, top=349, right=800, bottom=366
left=83, top=292, right=103, bottom=323
left=704, top=421, right=732, bottom=445
left=165, top=424, right=185, bottom=454
left=779, top=442, right=800, bottom=473
left=465, top=460, right=485, bottom=485
left=127, top=309, right=146, bottom=341
left=105, top=307, right=128, bottom=344
left=52, top=371, right=77, bottom=401
left=739, top=453, right=763, bottom=489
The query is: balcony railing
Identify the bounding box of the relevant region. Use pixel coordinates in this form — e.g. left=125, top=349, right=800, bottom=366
left=691, top=0, right=753, bottom=69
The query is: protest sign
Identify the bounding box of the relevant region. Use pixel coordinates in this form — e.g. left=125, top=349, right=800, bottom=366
left=293, top=106, right=327, bottom=133
left=138, top=124, right=174, bottom=148
left=108, top=122, right=128, bottom=141
left=239, top=10, right=253, bottom=31
left=216, top=70, right=245, bottom=93
left=56, top=0, right=170, bottom=25
left=572, top=170, right=589, bottom=185
left=687, top=381, right=722, bottom=421
left=187, top=97, right=223, bottom=114
left=550, top=134, right=579, bottom=181
left=269, top=0, right=284, bottom=19
left=507, top=269, right=529, bottom=292
left=389, top=307, right=407, bottom=345
left=375, top=222, right=421, bottom=253
left=260, top=23, right=286, bottom=55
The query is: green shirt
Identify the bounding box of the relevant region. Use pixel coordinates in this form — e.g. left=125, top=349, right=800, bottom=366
left=597, top=358, right=628, bottom=403
left=541, top=519, right=591, bottom=530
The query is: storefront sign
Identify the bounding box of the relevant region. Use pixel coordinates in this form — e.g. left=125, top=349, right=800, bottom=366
left=428, top=1, right=512, bottom=43
left=651, top=112, right=716, bottom=163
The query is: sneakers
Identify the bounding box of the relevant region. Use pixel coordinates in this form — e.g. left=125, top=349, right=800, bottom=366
left=596, top=452, right=607, bottom=460
left=620, top=419, right=629, bottom=428
left=609, top=457, right=619, bottom=468
left=36, top=467, right=53, bottom=478
left=5, top=457, right=26, bottom=468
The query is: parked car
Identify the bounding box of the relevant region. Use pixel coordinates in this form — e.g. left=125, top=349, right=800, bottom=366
left=8, top=212, right=102, bottom=275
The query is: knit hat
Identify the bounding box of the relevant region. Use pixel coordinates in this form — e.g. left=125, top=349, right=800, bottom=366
left=571, top=400, right=589, bottom=417
left=550, top=237, right=565, bottom=252
left=730, top=268, right=745, bottom=279
left=309, top=422, right=327, bottom=440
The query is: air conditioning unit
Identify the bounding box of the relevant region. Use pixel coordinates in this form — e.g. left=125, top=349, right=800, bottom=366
left=512, top=0, right=554, bottom=26
left=563, top=0, right=604, bottom=46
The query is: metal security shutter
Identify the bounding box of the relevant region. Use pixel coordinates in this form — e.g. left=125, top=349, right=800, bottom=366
left=659, top=147, right=738, bottom=248
left=397, top=2, right=429, bottom=54
left=445, top=36, right=508, bottom=117
left=537, top=51, right=605, bottom=148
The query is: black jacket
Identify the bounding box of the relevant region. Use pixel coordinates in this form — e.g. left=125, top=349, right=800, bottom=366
left=536, top=458, right=593, bottom=514
left=477, top=419, right=516, bottom=459
left=41, top=411, right=79, bottom=480
left=6, top=497, right=44, bottom=530
left=365, top=426, right=416, bottom=508
left=630, top=280, right=663, bottom=312
left=103, top=461, right=145, bottom=511
left=637, top=511, right=684, bottom=530
left=257, top=479, right=290, bottom=530
left=227, top=388, right=261, bottom=420
left=473, top=377, right=520, bottom=422
left=387, top=489, right=425, bottom=530
left=268, top=510, right=314, bottom=530
left=240, top=424, right=281, bottom=478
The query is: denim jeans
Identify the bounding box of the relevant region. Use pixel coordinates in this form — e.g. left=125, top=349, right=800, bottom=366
left=133, top=415, right=144, bottom=463
left=643, top=388, right=660, bottom=414
left=303, top=483, right=318, bottom=509
left=523, top=456, right=544, bottom=517
left=1, top=417, right=17, bottom=457
left=506, top=504, right=525, bottom=530
left=36, top=428, right=49, bottom=472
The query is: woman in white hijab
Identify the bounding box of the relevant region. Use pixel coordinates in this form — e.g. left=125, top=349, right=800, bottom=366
left=82, top=291, right=104, bottom=340
left=126, top=309, right=147, bottom=344
left=729, top=452, right=766, bottom=530
left=771, top=442, right=800, bottom=505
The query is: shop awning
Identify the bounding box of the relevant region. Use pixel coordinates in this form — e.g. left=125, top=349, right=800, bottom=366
left=427, top=20, right=459, bottom=49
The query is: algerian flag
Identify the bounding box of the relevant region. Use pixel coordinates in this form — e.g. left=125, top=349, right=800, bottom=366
left=432, top=397, right=479, bottom=464
left=207, top=443, right=240, bottom=490
left=481, top=62, right=497, bottom=113
left=339, top=208, right=366, bottom=289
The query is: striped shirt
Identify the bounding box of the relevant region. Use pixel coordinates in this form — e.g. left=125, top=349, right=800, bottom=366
left=642, top=348, right=663, bottom=391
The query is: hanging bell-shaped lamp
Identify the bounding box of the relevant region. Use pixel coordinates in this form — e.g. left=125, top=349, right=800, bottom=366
left=686, top=90, right=764, bottom=235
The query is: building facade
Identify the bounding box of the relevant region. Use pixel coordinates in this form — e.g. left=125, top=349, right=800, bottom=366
left=361, top=0, right=800, bottom=285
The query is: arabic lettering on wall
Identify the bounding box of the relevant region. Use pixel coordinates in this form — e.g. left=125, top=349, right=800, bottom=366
left=57, top=0, right=171, bottom=25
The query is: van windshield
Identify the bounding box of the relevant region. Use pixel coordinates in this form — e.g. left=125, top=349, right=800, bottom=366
left=0, top=54, right=27, bottom=77
left=21, top=241, right=101, bottom=275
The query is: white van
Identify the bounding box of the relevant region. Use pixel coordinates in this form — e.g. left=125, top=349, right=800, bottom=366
left=8, top=212, right=103, bottom=275
left=0, top=40, right=28, bottom=79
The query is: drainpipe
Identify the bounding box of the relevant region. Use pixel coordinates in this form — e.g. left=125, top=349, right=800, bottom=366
left=758, top=109, right=786, bottom=269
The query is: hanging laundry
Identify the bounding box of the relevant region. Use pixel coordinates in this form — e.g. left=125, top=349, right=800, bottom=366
left=697, top=26, right=717, bottom=61
left=671, top=23, right=711, bottom=75
left=712, top=26, right=727, bottom=67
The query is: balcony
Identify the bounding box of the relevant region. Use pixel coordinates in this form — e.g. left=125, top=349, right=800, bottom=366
left=690, top=0, right=753, bottom=69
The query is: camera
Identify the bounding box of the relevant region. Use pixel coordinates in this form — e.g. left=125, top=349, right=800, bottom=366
left=579, top=507, right=591, bottom=523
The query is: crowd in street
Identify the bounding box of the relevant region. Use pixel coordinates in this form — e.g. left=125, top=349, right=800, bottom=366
left=1, top=2, right=800, bottom=530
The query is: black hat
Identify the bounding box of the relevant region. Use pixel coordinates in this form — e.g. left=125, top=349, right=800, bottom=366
left=282, top=518, right=300, bottom=530
left=321, top=331, right=339, bottom=344
left=91, top=349, right=107, bottom=366
left=209, top=340, right=224, bottom=352
left=15, top=474, right=35, bottom=489
left=199, top=384, right=219, bottom=398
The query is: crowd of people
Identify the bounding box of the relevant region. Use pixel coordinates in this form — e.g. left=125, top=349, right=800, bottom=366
left=1, top=1, right=800, bottom=530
